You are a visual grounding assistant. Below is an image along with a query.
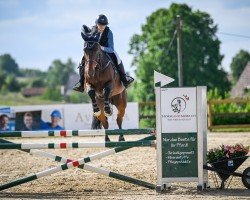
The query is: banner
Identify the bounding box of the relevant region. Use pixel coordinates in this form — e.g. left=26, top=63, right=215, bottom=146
left=0, top=103, right=139, bottom=131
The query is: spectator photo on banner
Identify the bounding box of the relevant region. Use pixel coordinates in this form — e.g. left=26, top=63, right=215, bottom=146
left=40, top=109, right=64, bottom=130
left=15, top=111, right=42, bottom=131
left=0, top=107, right=15, bottom=132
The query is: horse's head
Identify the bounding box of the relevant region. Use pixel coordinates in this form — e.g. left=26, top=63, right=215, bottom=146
left=84, top=42, right=102, bottom=78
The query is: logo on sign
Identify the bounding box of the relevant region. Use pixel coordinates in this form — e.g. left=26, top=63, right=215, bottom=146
left=171, top=97, right=186, bottom=113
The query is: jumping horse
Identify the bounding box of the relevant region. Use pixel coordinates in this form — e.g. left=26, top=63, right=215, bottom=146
left=83, top=41, right=127, bottom=141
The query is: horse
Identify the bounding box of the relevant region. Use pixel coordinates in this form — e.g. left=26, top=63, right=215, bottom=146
left=83, top=42, right=127, bottom=142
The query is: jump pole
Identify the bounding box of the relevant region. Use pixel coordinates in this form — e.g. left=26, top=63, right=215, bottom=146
left=0, top=139, right=155, bottom=189
left=0, top=129, right=152, bottom=138
left=29, top=149, right=155, bottom=189
left=0, top=140, right=154, bottom=149
left=0, top=135, right=156, bottom=191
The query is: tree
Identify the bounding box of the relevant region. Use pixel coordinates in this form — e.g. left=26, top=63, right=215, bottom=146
left=0, top=70, right=6, bottom=90
left=129, top=3, right=229, bottom=104
left=0, top=54, right=19, bottom=75
left=46, top=58, right=76, bottom=87
left=5, top=74, right=20, bottom=92
left=19, top=68, right=47, bottom=78
left=31, top=78, right=46, bottom=87
left=230, top=49, right=250, bottom=84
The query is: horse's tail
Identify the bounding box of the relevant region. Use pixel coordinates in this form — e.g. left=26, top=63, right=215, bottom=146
left=91, top=115, right=102, bottom=129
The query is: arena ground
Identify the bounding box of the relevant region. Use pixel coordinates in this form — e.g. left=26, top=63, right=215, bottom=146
left=0, top=132, right=249, bottom=200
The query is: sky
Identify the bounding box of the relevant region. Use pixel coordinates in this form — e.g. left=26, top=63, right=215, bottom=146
left=0, top=0, right=250, bottom=75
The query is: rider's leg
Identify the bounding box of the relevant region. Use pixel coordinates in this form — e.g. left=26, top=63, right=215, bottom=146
left=73, top=57, right=85, bottom=92
left=111, top=52, right=134, bottom=88
left=117, top=62, right=134, bottom=88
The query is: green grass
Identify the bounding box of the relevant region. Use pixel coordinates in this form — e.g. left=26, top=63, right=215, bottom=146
left=0, top=92, right=61, bottom=106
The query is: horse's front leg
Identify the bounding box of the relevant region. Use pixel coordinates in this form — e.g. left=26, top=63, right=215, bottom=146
left=87, top=86, right=101, bottom=117
left=103, top=83, right=113, bottom=117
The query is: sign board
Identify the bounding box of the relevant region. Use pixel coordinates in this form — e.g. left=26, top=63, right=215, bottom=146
left=161, top=132, right=198, bottom=178
left=154, top=71, right=208, bottom=191
left=161, top=87, right=197, bottom=133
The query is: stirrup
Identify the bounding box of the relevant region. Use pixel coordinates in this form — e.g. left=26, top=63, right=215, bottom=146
left=126, top=76, right=134, bottom=84
left=73, top=82, right=84, bottom=93
left=123, top=76, right=134, bottom=88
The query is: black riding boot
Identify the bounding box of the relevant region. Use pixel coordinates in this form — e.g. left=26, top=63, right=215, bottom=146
left=117, top=62, right=134, bottom=88
left=73, top=60, right=85, bottom=93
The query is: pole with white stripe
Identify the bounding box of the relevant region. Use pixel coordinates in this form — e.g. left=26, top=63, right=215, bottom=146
left=0, top=140, right=154, bottom=149
left=0, top=135, right=155, bottom=191
left=0, top=129, right=152, bottom=138
left=29, top=149, right=155, bottom=189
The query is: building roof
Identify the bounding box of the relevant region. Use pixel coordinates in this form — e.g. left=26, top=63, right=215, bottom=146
left=22, top=87, right=45, bottom=97
left=231, top=62, right=250, bottom=98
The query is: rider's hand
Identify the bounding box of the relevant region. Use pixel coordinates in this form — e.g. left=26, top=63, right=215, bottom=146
left=100, top=46, right=105, bottom=51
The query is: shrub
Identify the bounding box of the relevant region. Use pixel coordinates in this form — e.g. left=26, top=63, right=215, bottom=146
left=207, top=144, right=249, bottom=163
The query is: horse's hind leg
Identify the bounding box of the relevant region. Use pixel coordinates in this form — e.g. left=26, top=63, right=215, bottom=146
left=117, top=108, right=125, bottom=141
left=97, top=114, right=110, bottom=142
left=95, top=98, right=110, bottom=142
left=114, top=90, right=127, bottom=141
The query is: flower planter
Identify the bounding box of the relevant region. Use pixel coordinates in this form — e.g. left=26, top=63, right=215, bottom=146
left=210, top=156, right=248, bottom=189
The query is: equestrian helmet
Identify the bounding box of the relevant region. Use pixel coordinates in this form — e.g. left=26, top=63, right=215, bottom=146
left=95, top=14, right=108, bottom=25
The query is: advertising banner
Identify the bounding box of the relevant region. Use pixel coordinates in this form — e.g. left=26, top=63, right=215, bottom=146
left=2, top=103, right=139, bottom=131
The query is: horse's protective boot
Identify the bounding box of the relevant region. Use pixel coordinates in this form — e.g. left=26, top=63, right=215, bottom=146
left=117, top=62, right=134, bottom=88
left=73, top=61, right=85, bottom=93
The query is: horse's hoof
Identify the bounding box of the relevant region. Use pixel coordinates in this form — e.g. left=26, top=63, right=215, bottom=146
left=93, top=110, right=101, bottom=117
left=104, top=107, right=113, bottom=117
left=104, top=111, right=113, bottom=117
left=119, top=135, right=125, bottom=141
left=105, top=136, right=111, bottom=142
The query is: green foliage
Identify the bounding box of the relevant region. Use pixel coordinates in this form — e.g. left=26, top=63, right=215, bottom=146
left=31, top=78, right=46, bottom=87
left=230, top=49, right=250, bottom=84
left=0, top=92, right=60, bottom=105
left=207, top=144, right=249, bottom=163
left=129, top=3, right=230, bottom=127
left=0, top=54, right=19, bottom=75
left=68, top=92, right=90, bottom=103
left=207, top=88, right=230, bottom=100
left=42, top=87, right=62, bottom=101
left=46, top=58, right=76, bottom=87
left=129, top=3, right=229, bottom=101
left=0, top=70, right=6, bottom=89
left=126, top=84, right=137, bottom=102
left=19, top=68, right=47, bottom=78
left=207, top=147, right=224, bottom=163
left=4, top=74, right=21, bottom=92
left=208, top=88, right=250, bottom=125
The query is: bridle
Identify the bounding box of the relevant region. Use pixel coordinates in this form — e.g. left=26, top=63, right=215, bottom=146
left=84, top=42, right=112, bottom=71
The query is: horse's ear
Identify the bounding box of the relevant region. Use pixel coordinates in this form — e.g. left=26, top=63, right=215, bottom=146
left=84, top=42, right=88, bottom=49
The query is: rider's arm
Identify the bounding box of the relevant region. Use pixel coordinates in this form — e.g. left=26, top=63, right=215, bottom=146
left=101, top=30, right=114, bottom=53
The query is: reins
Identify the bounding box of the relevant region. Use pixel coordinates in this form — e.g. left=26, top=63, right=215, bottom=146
left=85, top=55, right=112, bottom=71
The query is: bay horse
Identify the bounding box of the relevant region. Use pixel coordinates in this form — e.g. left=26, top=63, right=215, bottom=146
left=83, top=42, right=127, bottom=141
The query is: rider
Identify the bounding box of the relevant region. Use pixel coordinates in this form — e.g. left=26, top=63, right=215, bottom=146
left=73, top=14, right=134, bottom=92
